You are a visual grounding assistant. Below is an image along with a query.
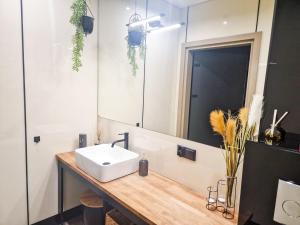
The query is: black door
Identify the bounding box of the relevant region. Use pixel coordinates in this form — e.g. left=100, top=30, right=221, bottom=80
left=261, top=0, right=300, bottom=135
left=187, top=45, right=251, bottom=147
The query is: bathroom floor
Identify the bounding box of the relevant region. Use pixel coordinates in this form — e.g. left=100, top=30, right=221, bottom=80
left=64, top=217, right=117, bottom=225
left=63, top=209, right=131, bottom=225
left=63, top=216, right=83, bottom=225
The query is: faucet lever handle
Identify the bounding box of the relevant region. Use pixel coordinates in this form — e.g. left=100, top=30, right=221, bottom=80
left=118, top=132, right=128, bottom=136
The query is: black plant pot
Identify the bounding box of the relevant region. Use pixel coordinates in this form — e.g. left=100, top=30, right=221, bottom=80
left=128, top=30, right=143, bottom=46
left=81, top=16, right=94, bottom=35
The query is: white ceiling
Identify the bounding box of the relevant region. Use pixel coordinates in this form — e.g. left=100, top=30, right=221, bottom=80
left=164, top=0, right=210, bottom=8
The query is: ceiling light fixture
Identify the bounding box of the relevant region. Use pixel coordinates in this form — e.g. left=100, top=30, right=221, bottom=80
left=148, top=23, right=185, bottom=33
left=127, top=14, right=164, bottom=27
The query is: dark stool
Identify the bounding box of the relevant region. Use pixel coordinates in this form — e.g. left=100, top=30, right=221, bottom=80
left=80, top=190, right=105, bottom=225
left=106, top=209, right=134, bottom=225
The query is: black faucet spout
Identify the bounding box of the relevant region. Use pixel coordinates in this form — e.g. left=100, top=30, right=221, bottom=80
left=111, top=132, right=129, bottom=149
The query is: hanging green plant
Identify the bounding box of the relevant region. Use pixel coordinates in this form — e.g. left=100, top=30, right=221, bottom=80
left=70, top=0, right=94, bottom=72
left=70, top=0, right=86, bottom=72
left=126, top=13, right=146, bottom=76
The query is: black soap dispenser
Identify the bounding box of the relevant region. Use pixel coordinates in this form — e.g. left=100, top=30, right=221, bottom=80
left=139, top=153, right=148, bottom=177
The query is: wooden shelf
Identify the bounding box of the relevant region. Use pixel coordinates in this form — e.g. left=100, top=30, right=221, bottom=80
left=57, top=151, right=237, bottom=225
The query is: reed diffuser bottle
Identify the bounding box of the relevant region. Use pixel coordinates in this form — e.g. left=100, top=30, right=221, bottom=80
left=264, top=109, right=288, bottom=144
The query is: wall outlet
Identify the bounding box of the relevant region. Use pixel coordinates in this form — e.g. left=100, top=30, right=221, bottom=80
left=177, top=145, right=196, bottom=161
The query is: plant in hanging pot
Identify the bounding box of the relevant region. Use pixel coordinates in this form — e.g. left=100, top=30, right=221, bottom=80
left=126, top=14, right=146, bottom=76
left=209, top=94, right=263, bottom=219
left=81, top=15, right=94, bottom=35
left=70, top=0, right=94, bottom=72
left=128, top=27, right=144, bottom=46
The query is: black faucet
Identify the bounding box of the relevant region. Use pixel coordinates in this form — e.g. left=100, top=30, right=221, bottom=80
left=111, top=132, right=129, bottom=149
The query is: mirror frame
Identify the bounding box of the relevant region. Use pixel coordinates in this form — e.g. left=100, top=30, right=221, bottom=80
left=176, top=32, right=262, bottom=138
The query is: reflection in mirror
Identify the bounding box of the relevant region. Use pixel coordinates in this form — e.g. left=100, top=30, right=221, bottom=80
left=142, top=0, right=264, bottom=148
left=98, top=0, right=273, bottom=148
left=182, top=45, right=251, bottom=147
left=143, top=1, right=187, bottom=136
left=145, top=32, right=261, bottom=148
left=98, top=0, right=146, bottom=126
left=98, top=0, right=187, bottom=128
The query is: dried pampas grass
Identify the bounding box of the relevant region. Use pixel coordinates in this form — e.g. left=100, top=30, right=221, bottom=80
left=209, top=98, right=263, bottom=209
left=209, top=97, right=263, bottom=178
left=239, top=107, right=249, bottom=128
left=225, top=118, right=237, bottom=146
left=248, top=94, right=264, bottom=127
left=210, top=110, right=226, bottom=137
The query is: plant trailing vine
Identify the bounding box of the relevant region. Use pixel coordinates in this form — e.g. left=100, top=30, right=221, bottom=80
left=126, top=12, right=146, bottom=76
left=126, top=22, right=146, bottom=76
left=70, top=0, right=86, bottom=72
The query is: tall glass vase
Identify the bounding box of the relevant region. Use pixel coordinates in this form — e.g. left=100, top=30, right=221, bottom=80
left=223, top=176, right=237, bottom=219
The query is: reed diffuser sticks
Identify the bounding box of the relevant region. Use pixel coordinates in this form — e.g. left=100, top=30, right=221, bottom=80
left=266, top=110, right=288, bottom=136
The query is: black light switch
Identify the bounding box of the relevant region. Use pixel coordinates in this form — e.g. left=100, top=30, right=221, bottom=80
left=177, top=145, right=196, bottom=161
left=34, top=136, right=40, bottom=143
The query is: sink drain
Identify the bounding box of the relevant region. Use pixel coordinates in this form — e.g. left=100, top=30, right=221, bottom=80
left=102, top=162, right=111, bottom=166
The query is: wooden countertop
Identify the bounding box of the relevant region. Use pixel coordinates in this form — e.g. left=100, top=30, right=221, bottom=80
left=56, top=152, right=237, bottom=225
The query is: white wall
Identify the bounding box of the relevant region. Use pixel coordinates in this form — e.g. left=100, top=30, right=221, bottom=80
left=98, top=0, right=146, bottom=126
left=187, top=0, right=258, bottom=41
left=98, top=0, right=275, bottom=207
left=0, top=1, right=28, bottom=225
left=23, top=0, right=98, bottom=223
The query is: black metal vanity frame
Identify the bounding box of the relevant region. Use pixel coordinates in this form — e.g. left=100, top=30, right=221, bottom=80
left=57, top=161, right=149, bottom=225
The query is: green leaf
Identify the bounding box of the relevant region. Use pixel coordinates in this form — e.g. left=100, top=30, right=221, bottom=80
left=70, top=0, right=86, bottom=72
left=126, top=24, right=146, bottom=76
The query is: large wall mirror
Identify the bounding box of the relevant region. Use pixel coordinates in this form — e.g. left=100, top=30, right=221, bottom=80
left=98, top=0, right=270, bottom=148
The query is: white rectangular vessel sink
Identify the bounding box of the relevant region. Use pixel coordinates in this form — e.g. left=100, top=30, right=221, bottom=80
left=75, top=144, right=139, bottom=182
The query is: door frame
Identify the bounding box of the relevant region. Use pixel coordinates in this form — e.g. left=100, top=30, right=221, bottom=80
left=176, top=32, right=262, bottom=138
